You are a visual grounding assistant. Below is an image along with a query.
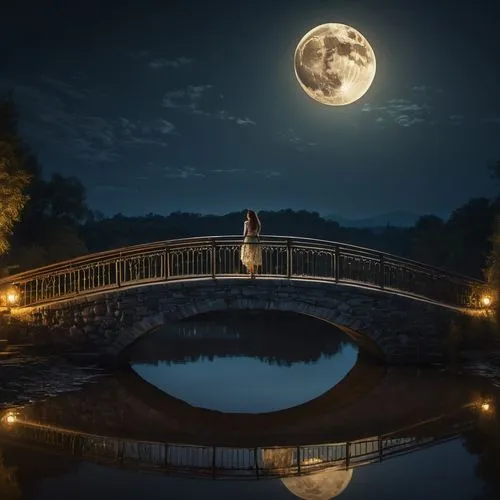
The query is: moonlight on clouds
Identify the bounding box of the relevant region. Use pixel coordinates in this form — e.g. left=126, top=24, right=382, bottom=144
left=294, top=23, right=376, bottom=106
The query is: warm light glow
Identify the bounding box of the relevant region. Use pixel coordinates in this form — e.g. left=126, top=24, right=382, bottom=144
left=6, top=292, right=19, bottom=305
left=302, top=457, right=324, bottom=466
left=2, top=412, right=17, bottom=425
left=481, top=402, right=491, bottom=412
left=481, top=295, right=492, bottom=307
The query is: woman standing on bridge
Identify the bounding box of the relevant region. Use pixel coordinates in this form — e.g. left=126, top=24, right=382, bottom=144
left=240, top=210, right=262, bottom=278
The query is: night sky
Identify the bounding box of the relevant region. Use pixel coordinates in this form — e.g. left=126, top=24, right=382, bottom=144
left=3, top=0, right=499, bottom=219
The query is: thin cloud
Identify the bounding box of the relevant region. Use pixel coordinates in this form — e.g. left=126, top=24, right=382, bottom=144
left=157, top=119, right=175, bottom=134
left=235, top=117, right=256, bottom=126
left=216, top=110, right=256, bottom=126
left=393, top=115, right=426, bottom=128
left=412, top=84, right=444, bottom=93
left=118, top=117, right=173, bottom=147
left=39, top=75, right=90, bottom=100
left=449, top=114, right=464, bottom=126
left=0, top=77, right=119, bottom=163
left=164, top=166, right=205, bottom=179
left=362, top=98, right=431, bottom=128
left=127, top=50, right=192, bottom=69
left=1, top=77, right=179, bottom=164
left=209, top=168, right=247, bottom=174
left=126, top=49, right=151, bottom=58
left=483, top=116, right=500, bottom=124
left=153, top=164, right=280, bottom=179
left=255, top=170, right=281, bottom=179
left=149, top=57, right=192, bottom=70
left=92, top=184, right=133, bottom=193
left=163, top=86, right=256, bottom=126
left=283, top=128, right=319, bottom=151
left=163, top=84, right=213, bottom=114
left=208, top=168, right=281, bottom=179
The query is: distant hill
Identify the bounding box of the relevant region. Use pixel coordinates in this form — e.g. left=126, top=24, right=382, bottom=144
left=324, top=210, right=421, bottom=228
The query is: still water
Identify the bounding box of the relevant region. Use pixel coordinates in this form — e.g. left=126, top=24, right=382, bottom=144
left=130, top=311, right=358, bottom=413
left=0, top=310, right=499, bottom=500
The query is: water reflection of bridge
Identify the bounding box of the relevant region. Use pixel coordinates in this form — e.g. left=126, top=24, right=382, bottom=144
left=0, top=357, right=492, bottom=447
left=0, top=413, right=475, bottom=480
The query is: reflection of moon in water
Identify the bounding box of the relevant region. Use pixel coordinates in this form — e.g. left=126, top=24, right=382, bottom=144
left=262, top=448, right=294, bottom=468
left=294, top=23, right=376, bottom=106
left=282, top=468, right=353, bottom=500
left=261, top=448, right=353, bottom=499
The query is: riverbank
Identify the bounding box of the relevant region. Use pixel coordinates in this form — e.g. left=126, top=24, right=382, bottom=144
left=0, top=347, right=110, bottom=410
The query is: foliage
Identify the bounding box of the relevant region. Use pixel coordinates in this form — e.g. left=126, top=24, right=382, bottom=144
left=482, top=163, right=500, bottom=318
left=408, top=215, right=447, bottom=267
left=0, top=96, right=30, bottom=255
left=6, top=161, right=89, bottom=270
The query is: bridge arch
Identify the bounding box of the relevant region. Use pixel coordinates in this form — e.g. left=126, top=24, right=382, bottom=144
left=105, top=279, right=465, bottom=364
left=113, top=285, right=387, bottom=361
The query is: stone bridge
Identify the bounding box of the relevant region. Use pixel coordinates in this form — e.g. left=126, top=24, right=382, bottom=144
left=0, top=235, right=489, bottom=364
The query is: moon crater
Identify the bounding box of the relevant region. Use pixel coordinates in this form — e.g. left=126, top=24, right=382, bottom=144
left=294, top=23, right=376, bottom=106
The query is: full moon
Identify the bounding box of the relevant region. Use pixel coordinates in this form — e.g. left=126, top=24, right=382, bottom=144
left=294, top=23, right=376, bottom=106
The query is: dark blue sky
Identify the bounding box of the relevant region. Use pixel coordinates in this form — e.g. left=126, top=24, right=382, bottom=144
left=3, top=0, right=499, bottom=218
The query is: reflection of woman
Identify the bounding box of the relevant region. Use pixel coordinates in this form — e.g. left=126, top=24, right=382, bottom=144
left=240, top=210, right=262, bottom=278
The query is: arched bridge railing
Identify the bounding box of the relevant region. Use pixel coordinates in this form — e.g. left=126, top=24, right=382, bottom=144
left=0, top=416, right=474, bottom=480
left=0, top=235, right=485, bottom=309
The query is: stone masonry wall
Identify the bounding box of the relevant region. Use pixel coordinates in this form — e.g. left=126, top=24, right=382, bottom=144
left=6, top=278, right=470, bottom=364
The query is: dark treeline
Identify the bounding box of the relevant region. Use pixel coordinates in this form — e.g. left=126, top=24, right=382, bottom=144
left=6, top=187, right=499, bottom=280
left=81, top=199, right=499, bottom=279
left=129, top=311, right=348, bottom=366
left=1, top=95, right=500, bottom=281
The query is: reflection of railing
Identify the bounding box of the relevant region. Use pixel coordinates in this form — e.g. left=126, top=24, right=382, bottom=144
left=0, top=236, right=484, bottom=309
left=0, top=418, right=472, bottom=479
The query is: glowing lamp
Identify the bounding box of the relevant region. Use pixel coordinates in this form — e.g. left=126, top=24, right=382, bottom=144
left=481, top=402, right=491, bottom=412
left=480, top=295, right=492, bottom=308
left=3, top=286, right=20, bottom=307
left=2, top=411, right=17, bottom=425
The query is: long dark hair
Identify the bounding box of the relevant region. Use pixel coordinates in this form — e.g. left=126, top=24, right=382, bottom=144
left=247, top=210, right=260, bottom=232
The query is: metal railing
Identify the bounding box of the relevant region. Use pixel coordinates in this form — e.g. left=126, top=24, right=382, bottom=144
left=0, top=235, right=485, bottom=309
left=0, top=418, right=472, bottom=479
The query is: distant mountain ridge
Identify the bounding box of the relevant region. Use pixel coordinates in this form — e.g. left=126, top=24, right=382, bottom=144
left=323, top=210, right=422, bottom=228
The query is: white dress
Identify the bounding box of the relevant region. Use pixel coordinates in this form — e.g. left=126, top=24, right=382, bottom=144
left=240, top=221, right=262, bottom=268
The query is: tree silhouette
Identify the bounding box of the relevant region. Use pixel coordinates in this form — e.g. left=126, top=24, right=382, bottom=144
left=0, top=96, right=30, bottom=255
left=483, top=162, right=500, bottom=316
